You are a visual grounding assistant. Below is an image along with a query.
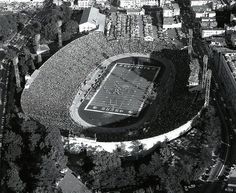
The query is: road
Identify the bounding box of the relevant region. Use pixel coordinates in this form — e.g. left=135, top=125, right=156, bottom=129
left=177, top=0, right=236, bottom=192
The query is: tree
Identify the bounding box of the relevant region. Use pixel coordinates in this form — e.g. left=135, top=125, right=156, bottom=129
left=0, top=15, right=18, bottom=41
left=149, top=152, right=163, bottom=176
left=43, top=22, right=58, bottom=41
left=62, top=20, right=79, bottom=37
left=5, top=46, right=18, bottom=60
left=3, top=130, right=23, bottom=162
left=24, top=21, right=41, bottom=37
left=6, top=163, right=26, bottom=193
left=17, top=119, right=67, bottom=192
left=60, top=3, right=73, bottom=22
left=44, top=127, right=68, bottom=171
left=34, top=155, right=61, bottom=192
left=19, top=57, right=29, bottom=76
left=160, top=142, right=172, bottom=163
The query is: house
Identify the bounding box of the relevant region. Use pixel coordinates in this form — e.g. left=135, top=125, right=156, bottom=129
left=79, top=7, right=106, bottom=33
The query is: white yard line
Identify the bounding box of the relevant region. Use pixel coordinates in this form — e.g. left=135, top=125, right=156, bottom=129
left=69, top=53, right=153, bottom=127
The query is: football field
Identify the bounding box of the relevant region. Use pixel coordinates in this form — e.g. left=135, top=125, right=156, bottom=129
left=85, top=63, right=160, bottom=116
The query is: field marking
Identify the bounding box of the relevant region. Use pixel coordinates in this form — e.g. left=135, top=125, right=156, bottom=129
left=84, top=63, right=118, bottom=112
left=85, top=63, right=160, bottom=116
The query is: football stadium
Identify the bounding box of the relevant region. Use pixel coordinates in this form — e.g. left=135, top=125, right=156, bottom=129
left=21, top=32, right=203, bottom=142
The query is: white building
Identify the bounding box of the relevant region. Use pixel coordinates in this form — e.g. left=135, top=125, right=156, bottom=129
left=212, top=48, right=236, bottom=112
left=75, top=0, right=94, bottom=9
left=212, top=0, right=227, bottom=10
left=53, top=0, right=94, bottom=9
left=0, top=0, right=44, bottom=2
left=192, top=5, right=216, bottom=18
left=163, top=3, right=180, bottom=17
left=225, top=25, right=236, bottom=32
left=95, top=0, right=107, bottom=5
left=200, top=17, right=217, bottom=28
left=126, top=8, right=145, bottom=15
left=201, top=28, right=225, bottom=38
left=79, top=7, right=106, bottom=33
left=195, top=11, right=216, bottom=18
left=230, top=13, right=236, bottom=22
left=120, top=0, right=159, bottom=9
left=190, top=0, right=210, bottom=6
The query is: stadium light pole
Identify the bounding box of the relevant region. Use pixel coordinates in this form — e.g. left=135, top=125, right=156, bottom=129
left=94, top=133, right=97, bottom=142
left=35, top=33, right=42, bottom=63
left=12, top=56, right=21, bottom=89
left=57, top=20, right=63, bottom=48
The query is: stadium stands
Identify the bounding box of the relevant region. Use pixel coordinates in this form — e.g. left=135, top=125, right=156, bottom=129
left=21, top=32, right=203, bottom=141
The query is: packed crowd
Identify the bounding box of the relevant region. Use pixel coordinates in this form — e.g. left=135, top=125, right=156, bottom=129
left=21, top=31, right=203, bottom=141
left=21, top=32, right=114, bottom=131
left=188, top=59, right=200, bottom=86
left=105, top=13, right=155, bottom=41
left=85, top=49, right=203, bottom=141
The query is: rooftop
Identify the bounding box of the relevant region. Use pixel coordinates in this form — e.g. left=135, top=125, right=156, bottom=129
left=163, top=2, right=180, bottom=10
left=224, top=52, right=236, bottom=80
left=163, top=16, right=181, bottom=24
left=79, top=7, right=106, bottom=32
left=80, top=7, right=104, bottom=25
left=192, top=4, right=212, bottom=12
left=58, top=169, right=91, bottom=193
left=228, top=168, right=236, bottom=186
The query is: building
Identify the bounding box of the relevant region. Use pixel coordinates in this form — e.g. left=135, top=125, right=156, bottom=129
left=0, top=0, right=44, bottom=2
left=163, top=3, right=180, bottom=17
left=75, top=0, right=94, bottom=9
left=190, top=0, right=210, bottom=6
left=120, top=0, right=159, bottom=8
left=192, top=7, right=216, bottom=18
left=212, top=47, right=236, bottom=111
left=207, top=37, right=227, bottom=47
left=58, top=168, right=92, bottom=193
left=230, top=13, right=236, bottom=22
left=163, top=16, right=182, bottom=29
left=225, top=167, right=236, bottom=192
left=126, top=8, right=145, bottom=15
left=229, top=32, right=236, bottom=47
left=95, top=0, right=107, bottom=6
left=211, top=0, right=227, bottom=10
left=79, top=7, right=106, bottom=33
left=53, top=0, right=94, bottom=9
left=201, top=28, right=225, bottom=38
left=225, top=24, right=236, bottom=32
left=200, top=17, right=218, bottom=28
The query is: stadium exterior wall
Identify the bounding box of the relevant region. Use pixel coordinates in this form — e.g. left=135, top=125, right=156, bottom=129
left=65, top=110, right=202, bottom=155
